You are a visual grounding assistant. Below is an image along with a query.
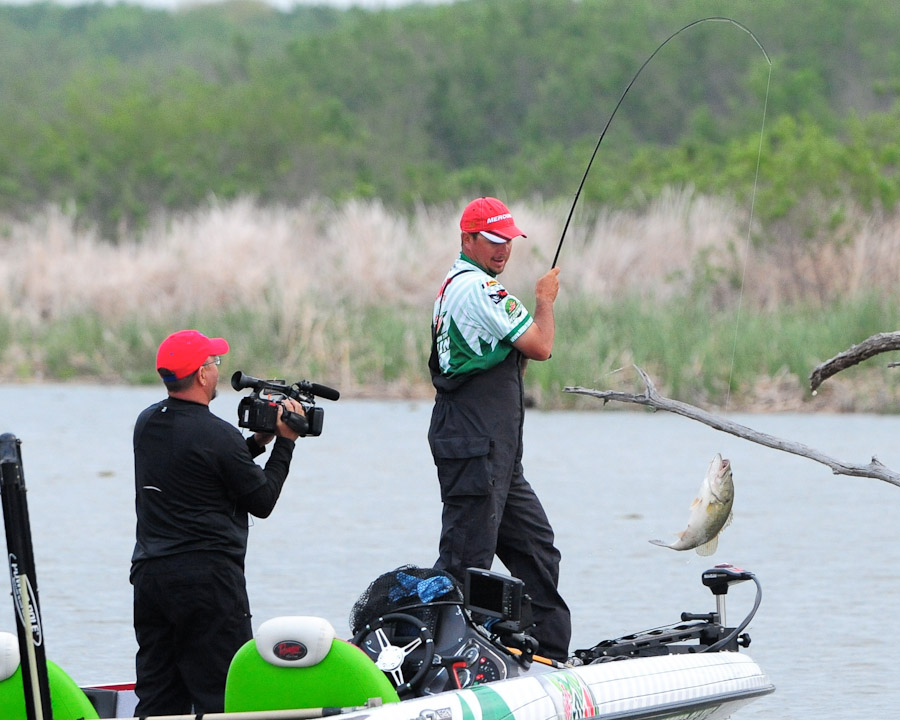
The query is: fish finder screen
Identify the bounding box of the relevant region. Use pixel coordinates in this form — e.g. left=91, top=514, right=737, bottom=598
left=464, top=568, right=523, bottom=621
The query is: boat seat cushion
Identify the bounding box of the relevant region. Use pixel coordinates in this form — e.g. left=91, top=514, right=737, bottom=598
left=225, top=616, right=400, bottom=713
left=255, top=616, right=336, bottom=668
left=0, top=632, right=99, bottom=720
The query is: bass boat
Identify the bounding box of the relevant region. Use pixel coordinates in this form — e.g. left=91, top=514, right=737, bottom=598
left=0, top=433, right=773, bottom=720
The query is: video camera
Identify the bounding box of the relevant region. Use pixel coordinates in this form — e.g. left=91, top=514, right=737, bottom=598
left=231, top=371, right=340, bottom=438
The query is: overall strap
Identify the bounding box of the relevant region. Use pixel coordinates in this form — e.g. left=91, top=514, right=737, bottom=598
left=429, top=268, right=475, bottom=378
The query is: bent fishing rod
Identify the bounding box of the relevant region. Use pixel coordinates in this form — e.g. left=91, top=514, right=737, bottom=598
left=550, top=16, right=772, bottom=269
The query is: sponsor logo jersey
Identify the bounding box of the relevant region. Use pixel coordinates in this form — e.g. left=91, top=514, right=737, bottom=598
left=433, top=254, right=533, bottom=379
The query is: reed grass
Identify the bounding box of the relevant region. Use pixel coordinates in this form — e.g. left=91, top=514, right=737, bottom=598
left=2, top=189, right=899, bottom=410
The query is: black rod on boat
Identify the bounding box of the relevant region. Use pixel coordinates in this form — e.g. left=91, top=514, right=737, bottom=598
left=0, top=433, right=53, bottom=720
left=118, top=704, right=375, bottom=720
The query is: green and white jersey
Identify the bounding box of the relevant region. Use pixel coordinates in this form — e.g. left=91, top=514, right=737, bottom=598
left=432, top=255, right=533, bottom=380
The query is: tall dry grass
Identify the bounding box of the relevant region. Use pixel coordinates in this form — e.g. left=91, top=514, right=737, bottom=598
left=0, top=192, right=887, bottom=309
left=2, top=189, right=899, bottom=403
left=5, top=189, right=900, bottom=320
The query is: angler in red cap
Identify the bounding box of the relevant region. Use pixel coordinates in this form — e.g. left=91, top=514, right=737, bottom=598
left=131, top=329, right=304, bottom=715
left=428, top=198, right=571, bottom=662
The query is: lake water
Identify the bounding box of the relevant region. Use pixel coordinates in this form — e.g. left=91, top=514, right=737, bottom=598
left=1, top=384, right=899, bottom=718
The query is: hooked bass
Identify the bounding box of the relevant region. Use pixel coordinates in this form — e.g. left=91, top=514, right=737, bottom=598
left=650, top=453, right=734, bottom=556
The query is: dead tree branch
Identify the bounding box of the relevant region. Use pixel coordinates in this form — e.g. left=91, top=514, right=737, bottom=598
left=809, top=331, right=900, bottom=392
left=565, top=365, right=900, bottom=488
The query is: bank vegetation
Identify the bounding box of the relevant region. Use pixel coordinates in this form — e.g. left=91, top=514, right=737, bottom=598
left=3, top=192, right=899, bottom=411
left=2, top=0, right=900, bottom=410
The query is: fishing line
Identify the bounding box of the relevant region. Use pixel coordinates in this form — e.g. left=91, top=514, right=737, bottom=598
left=550, top=17, right=772, bottom=411
left=724, top=56, right=771, bottom=410
left=550, top=16, right=772, bottom=270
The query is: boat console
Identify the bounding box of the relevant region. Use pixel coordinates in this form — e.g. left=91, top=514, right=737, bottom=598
left=349, top=563, right=762, bottom=698
left=349, top=566, right=546, bottom=697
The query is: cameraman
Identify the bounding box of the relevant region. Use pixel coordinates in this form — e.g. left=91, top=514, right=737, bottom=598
left=131, top=329, right=303, bottom=716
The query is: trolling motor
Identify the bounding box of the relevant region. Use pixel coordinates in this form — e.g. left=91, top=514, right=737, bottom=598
left=684, top=564, right=759, bottom=651
left=572, top=563, right=762, bottom=662
left=688, top=564, right=755, bottom=626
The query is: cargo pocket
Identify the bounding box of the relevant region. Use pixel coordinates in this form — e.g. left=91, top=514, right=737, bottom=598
left=431, top=436, right=493, bottom=500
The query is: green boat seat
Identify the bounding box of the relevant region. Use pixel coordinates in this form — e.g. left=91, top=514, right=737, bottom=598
left=0, top=631, right=99, bottom=720
left=225, top=616, right=400, bottom=713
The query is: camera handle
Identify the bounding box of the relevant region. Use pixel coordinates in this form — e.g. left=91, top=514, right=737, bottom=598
left=281, top=409, right=309, bottom=437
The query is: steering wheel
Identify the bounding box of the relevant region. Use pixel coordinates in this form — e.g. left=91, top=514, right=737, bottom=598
left=351, top=612, right=435, bottom=696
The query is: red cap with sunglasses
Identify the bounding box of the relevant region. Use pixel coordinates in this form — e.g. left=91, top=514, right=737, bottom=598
left=156, top=329, right=229, bottom=382
left=459, top=197, right=527, bottom=243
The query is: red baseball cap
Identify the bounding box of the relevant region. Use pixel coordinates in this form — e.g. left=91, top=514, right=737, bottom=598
left=459, top=197, right=527, bottom=243
left=156, top=329, right=229, bottom=382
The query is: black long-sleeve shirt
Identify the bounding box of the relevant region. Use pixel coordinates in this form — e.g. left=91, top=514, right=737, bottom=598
left=131, top=397, right=295, bottom=570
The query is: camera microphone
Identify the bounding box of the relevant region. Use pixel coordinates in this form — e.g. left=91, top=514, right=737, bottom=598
left=231, top=371, right=339, bottom=401
left=299, top=381, right=340, bottom=402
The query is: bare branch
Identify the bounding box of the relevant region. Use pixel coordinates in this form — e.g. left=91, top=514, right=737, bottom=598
left=809, top=331, right=900, bottom=392
left=565, top=365, right=900, bottom=488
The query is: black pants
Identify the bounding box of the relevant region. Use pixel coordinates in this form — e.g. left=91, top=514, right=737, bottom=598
left=429, top=353, right=571, bottom=661
left=434, top=454, right=572, bottom=660
left=132, top=552, right=252, bottom=715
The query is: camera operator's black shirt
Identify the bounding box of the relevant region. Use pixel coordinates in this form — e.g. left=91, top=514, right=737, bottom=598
left=131, top=397, right=294, bottom=570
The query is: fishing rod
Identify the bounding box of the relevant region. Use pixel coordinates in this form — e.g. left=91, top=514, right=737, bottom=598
left=117, top=706, right=373, bottom=720
left=1, top=434, right=54, bottom=720
left=550, top=16, right=772, bottom=269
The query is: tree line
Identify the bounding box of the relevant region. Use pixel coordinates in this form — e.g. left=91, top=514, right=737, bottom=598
left=1, top=0, right=898, bottom=238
